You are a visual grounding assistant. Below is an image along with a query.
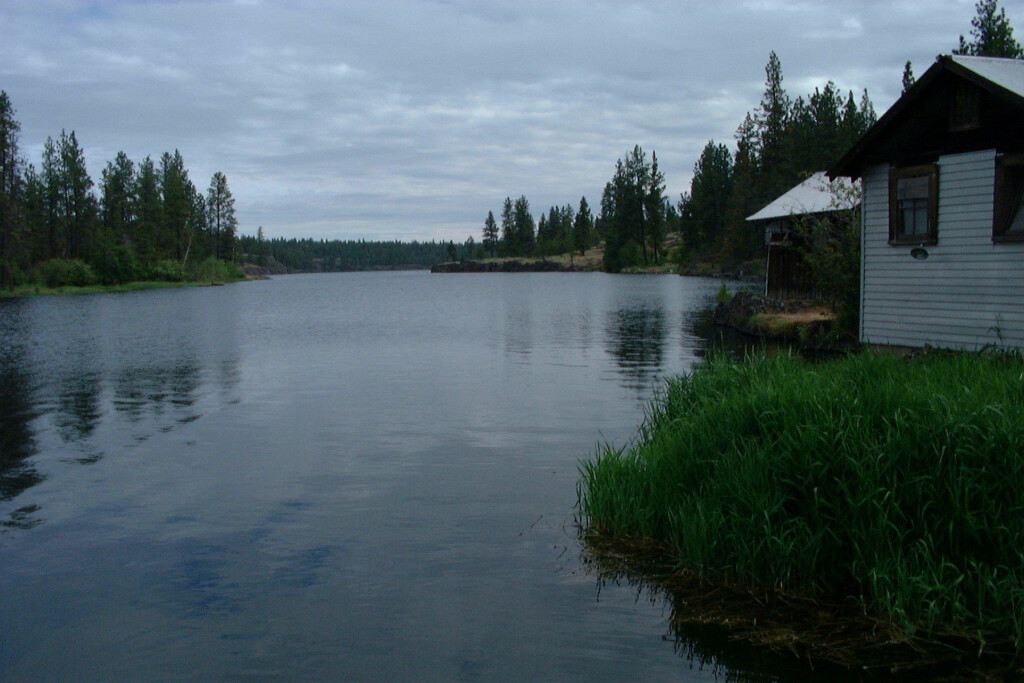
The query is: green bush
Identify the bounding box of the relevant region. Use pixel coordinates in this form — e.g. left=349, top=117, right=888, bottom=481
left=604, top=240, right=645, bottom=272
left=145, top=259, right=188, bottom=282
left=579, top=352, right=1024, bottom=649
left=189, top=257, right=243, bottom=283
left=35, top=259, right=98, bottom=288
left=94, top=244, right=143, bottom=285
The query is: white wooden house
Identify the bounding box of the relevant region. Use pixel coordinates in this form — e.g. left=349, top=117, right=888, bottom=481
left=829, top=55, right=1024, bottom=349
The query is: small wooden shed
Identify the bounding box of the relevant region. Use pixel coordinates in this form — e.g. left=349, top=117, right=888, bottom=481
left=747, top=172, right=858, bottom=300
left=829, top=55, right=1024, bottom=350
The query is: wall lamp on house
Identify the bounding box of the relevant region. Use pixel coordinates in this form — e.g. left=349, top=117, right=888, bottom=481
left=910, top=246, right=930, bottom=260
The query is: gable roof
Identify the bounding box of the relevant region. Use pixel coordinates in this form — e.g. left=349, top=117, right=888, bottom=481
left=746, top=172, right=859, bottom=222
left=829, top=55, right=1024, bottom=179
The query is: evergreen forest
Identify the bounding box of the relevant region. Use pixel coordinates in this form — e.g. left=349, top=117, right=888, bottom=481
left=0, top=96, right=243, bottom=289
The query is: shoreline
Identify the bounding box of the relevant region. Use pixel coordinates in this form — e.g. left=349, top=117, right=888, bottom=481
left=578, top=352, right=1024, bottom=678
left=581, top=533, right=1015, bottom=680
left=0, top=278, right=248, bottom=299
left=713, top=290, right=858, bottom=352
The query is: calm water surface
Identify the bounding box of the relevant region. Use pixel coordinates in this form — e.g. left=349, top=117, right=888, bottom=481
left=1, top=272, right=793, bottom=681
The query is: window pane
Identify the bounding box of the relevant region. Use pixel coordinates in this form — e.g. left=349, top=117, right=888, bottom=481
left=898, top=198, right=930, bottom=236
left=1008, top=170, right=1024, bottom=233
left=901, top=206, right=914, bottom=234
left=898, top=175, right=929, bottom=200
left=914, top=204, right=929, bottom=235
left=1009, top=194, right=1024, bottom=233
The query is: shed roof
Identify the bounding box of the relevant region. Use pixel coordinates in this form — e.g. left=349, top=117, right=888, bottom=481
left=746, top=172, right=858, bottom=221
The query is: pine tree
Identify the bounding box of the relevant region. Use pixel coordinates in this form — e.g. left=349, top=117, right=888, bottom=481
left=644, top=151, right=666, bottom=263
left=256, top=226, right=268, bottom=266
left=901, top=61, right=916, bottom=93
left=100, top=151, right=137, bottom=246
left=0, top=91, right=24, bottom=289
left=858, top=90, right=877, bottom=128
left=39, top=136, right=62, bottom=258
left=573, top=196, right=593, bottom=256
left=482, top=210, right=499, bottom=256
left=159, top=150, right=194, bottom=262
left=206, top=171, right=237, bottom=261
left=500, top=197, right=514, bottom=255
left=783, top=82, right=848, bottom=176
left=755, top=51, right=791, bottom=202
left=513, top=195, right=535, bottom=255
left=536, top=213, right=550, bottom=251
left=602, top=145, right=664, bottom=270
left=954, top=0, right=1023, bottom=58
left=134, top=156, right=161, bottom=261
left=682, top=141, right=734, bottom=255
left=187, top=183, right=206, bottom=262
left=21, top=164, right=47, bottom=264
left=723, top=114, right=759, bottom=259
left=57, top=130, right=98, bottom=261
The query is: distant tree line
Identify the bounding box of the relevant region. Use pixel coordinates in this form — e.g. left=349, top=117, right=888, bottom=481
left=0, top=90, right=239, bottom=290
left=238, top=235, right=475, bottom=272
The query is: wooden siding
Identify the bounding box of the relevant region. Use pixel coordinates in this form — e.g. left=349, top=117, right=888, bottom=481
left=861, top=149, right=1024, bottom=349
left=766, top=244, right=822, bottom=300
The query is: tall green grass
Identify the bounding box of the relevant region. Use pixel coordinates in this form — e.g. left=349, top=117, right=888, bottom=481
left=578, top=352, right=1024, bottom=650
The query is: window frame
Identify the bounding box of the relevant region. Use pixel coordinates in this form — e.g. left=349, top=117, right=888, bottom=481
left=993, top=153, right=1024, bottom=244
left=888, top=163, right=938, bottom=245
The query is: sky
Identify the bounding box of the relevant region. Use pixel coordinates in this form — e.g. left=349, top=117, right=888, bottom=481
left=1, top=0, right=1018, bottom=243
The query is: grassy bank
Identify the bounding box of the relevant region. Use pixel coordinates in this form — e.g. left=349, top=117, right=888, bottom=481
left=0, top=280, right=210, bottom=298
left=578, top=352, right=1024, bottom=654
left=0, top=257, right=247, bottom=298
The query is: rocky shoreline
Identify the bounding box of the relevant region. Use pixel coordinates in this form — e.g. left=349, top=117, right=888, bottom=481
left=714, top=291, right=858, bottom=352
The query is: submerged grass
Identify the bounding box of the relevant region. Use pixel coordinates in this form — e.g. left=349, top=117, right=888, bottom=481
left=578, top=351, right=1024, bottom=654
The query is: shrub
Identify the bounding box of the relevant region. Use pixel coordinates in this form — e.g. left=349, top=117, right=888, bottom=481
left=94, top=244, right=142, bottom=285
left=145, top=259, right=188, bottom=282
left=189, top=257, right=243, bottom=283
left=605, top=240, right=644, bottom=272
left=35, top=259, right=98, bottom=288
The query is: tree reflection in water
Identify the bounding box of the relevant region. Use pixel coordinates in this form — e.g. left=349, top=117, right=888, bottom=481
left=0, top=291, right=241, bottom=532
left=0, top=305, right=44, bottom=529
left=606, top=306, right=666, bottom=394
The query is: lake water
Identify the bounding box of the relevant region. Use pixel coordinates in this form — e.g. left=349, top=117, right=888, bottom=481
left=1, top=271, right=802, bottom=681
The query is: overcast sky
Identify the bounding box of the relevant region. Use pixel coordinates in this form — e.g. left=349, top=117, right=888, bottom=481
left=1, top=0, right=1017, bottom=242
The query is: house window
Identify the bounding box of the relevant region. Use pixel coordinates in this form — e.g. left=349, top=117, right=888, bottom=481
left=889, top=164, right=938, bottom=244
left=994, top=154, right=1024, bottom=242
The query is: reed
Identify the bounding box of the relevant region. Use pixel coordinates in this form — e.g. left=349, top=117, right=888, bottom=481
left=578, top=351, right=1024, bottom=651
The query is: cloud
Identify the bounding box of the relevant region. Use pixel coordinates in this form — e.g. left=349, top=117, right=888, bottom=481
left=0, top=0, right=981, bottom=241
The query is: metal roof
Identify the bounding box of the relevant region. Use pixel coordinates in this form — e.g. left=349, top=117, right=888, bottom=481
left=746, top=172, right=859, bottom=221
left=950, top=54, right=1024, bottom=99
